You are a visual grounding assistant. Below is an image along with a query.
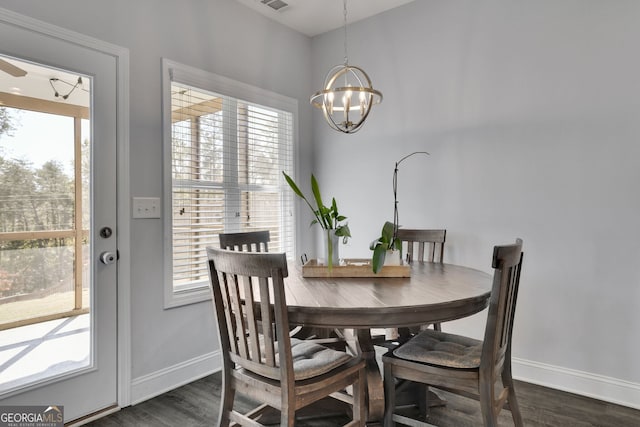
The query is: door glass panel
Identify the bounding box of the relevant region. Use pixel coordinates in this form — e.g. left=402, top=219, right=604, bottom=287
left=0, top=55, right=91, bottom=394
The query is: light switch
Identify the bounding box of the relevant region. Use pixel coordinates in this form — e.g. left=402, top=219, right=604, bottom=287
left=132, top=197, right=161, bottom=219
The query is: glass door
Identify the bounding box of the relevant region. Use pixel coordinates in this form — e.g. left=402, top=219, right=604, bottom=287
left=0, top=14, right=119, bottom=423
left=0, top=92, right=92, bottom=389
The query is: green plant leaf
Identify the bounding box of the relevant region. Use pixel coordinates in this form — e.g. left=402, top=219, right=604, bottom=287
left=282, top=171, right=305, bottom=199
left=372, top=245, right=387, bottom=273
left=370, top=220, right=401, bottom=270
left=282, top=171, right=349, bottom=240
left=310, top=174, right=331, bottom=229
left=311, top=174, right=324, bottom=209
left=335, top=223, right=351, bottom=238
left=381, top=221, right=395, bottom=243
left=283, top=171, right=324, bottom=227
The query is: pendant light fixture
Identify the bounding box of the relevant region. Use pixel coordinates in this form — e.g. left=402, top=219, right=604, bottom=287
left=310, top=0, right=383, bottom=134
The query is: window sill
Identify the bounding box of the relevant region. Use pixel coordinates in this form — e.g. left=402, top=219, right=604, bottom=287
left=164, top=285, right=210, bottom=309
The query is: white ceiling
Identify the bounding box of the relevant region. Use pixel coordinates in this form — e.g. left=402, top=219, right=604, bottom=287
left=1, top=1, right=416, bottom=104
left=0, top=56, right=90, bottom=108
left=234, top=0, right=416, bottom=37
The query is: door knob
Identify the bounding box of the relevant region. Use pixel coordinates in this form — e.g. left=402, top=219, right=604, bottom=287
left=99, top=251, right=117, bottom=265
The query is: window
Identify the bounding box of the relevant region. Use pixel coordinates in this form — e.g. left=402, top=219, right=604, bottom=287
left=0, top=90, right=91, bottom=329
left=162, top=59, right=297, bottom=307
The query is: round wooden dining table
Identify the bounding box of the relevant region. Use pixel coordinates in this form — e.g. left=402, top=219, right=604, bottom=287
left=283, top=260, right=493, bottom=425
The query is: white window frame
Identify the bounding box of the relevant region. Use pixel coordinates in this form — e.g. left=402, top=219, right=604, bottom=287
left=161, top=58, right=298, bottom=308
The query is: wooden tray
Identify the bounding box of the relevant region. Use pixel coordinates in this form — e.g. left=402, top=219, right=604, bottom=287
left=301, top=258, right=410, bottom=278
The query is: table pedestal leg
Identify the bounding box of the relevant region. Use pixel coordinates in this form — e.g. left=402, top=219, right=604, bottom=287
left=355, top=329, right=385, bottom=424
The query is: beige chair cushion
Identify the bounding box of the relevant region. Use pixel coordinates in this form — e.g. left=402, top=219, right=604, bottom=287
left=393, top=329, right=482, bottom=369
left=269, top=338, right=352, bottom=381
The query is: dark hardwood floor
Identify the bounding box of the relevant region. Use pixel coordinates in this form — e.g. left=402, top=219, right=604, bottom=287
left=86, top=371, right=640, bottom=426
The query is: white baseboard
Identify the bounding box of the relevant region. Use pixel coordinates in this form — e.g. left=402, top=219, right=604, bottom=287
left=513, top=357, right=640, bottom=410
left=128, top=352, right=640, bottom=412
left=130, top=351, right=221, bottom=405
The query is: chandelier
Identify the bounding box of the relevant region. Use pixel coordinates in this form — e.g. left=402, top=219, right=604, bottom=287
left=310, top=0, right=383, bottom=134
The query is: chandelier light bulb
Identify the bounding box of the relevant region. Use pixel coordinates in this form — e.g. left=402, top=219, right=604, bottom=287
left=326, top=92, right=334, bottom=115
left=359, top=91, right=367, bottom=115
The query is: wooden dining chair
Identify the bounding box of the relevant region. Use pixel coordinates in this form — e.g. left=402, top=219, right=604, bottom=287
left=374, top=228, right=447, bottom=347
left=382, top=239, right=524, bottom=427
left=219, top=230, right=270, bottom=252
left=396, top=228, right=446, bottom=264
left=398, top=228, right=446, bottom=334
left=206, top=247, right=366, bottom=427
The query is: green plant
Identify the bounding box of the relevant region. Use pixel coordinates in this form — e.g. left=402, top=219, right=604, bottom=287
left=282, top=172, right=351, bottom=268
left=369, top=221, right=401, bottom=273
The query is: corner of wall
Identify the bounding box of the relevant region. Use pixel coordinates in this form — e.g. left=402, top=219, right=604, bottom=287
left=129, top=351, right=221, bottom=406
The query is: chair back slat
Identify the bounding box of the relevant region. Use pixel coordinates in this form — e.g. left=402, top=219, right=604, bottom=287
left=501, top=265, right=520, bottom=348
left=222, top=273, right=244, bottom=356
left=242, top=275, right=261, bottom=363
left=397, top=229, right=446, bottom=263
left=219, top=230, right=270, bottom=252
left=229, top=274, right=250, bottom=360
left=258, top=276, right=277, bottom=367
left=482, top=239, right=524, bottom=372
left=207, top=247, right=290, bottom=381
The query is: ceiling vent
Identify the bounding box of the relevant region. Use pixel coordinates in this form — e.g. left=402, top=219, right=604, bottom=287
left=261, top=0, right=288, bottom=11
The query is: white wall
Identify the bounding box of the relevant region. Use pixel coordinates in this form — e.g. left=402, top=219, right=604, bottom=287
left=0, top=0, right=314, bottom=403
left=311, top=0, right=640, bottom=407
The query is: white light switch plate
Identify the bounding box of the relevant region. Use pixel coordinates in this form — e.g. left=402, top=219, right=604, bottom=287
left=132, top=197, right=161, bottom=219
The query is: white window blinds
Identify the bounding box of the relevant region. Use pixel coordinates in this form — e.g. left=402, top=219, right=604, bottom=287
left=164, top=60, right=296, bottom=304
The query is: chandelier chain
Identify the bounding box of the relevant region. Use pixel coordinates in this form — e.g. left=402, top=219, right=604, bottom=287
left=343, top=0, right=348, bottom=65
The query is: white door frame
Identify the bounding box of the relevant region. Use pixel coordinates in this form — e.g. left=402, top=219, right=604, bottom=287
left=0, top=6, right=132, bottom=414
